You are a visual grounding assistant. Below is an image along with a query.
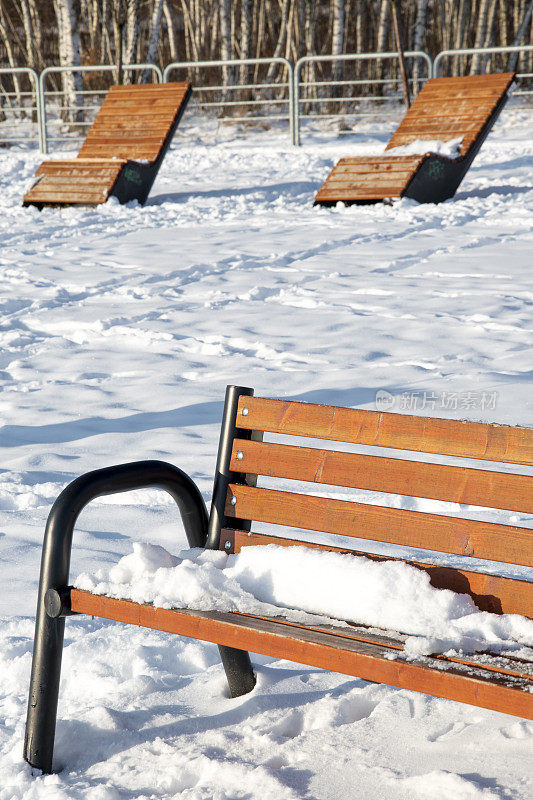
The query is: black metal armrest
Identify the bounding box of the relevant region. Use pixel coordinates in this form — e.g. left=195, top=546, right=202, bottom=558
left=25, top=459, right=208, bottom=773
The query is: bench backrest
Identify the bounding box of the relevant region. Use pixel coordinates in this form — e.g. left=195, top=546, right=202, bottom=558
left=211, top=386, right=532, bottom=619
left=385, top=73, right=515, bottom=156
left=77, top=82, right=191, bottom=162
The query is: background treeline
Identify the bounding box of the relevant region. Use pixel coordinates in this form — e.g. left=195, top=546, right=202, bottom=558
left=1, top=1, right=531, bottom=76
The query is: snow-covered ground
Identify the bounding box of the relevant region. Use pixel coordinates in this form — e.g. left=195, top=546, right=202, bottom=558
left=0, top=109, right=532, bottom=799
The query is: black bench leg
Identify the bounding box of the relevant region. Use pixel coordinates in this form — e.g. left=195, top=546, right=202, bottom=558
left=218, top=645, right=256, bottom=697
left=24, top=460, right=208, bottom=774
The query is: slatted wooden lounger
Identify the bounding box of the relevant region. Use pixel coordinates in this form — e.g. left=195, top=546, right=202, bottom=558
left=24, top=385, right=532, bottom=773
left=315, top=72, right=515, bottom=205
left=23, top=82, right=192, bottom=208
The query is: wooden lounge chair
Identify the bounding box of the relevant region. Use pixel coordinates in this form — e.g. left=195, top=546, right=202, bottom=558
left=314, top=73, right=515, bottom=206
left=23, top=82, right=192, bottom=208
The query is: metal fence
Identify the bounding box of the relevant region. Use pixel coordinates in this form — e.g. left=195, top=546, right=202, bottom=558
left=293, top=51, right=432, bottom=146
left=0, top=67, right=40, bottom=148
left=434, top=45, right=533, bottom=101
left=164, top=57, right=294, bottom=143
left=1, top=46, right=532, bottom=153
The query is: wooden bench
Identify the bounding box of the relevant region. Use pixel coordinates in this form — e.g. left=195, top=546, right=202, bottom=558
left=24, top=385, right=533, bottom=773
left=315, top=72, right=515, bottom=205
left=23, top=82, right=191, bottom=208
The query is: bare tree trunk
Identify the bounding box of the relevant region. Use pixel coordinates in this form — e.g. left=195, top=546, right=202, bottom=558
left=391, top=0, right=411, bottom=107
left=239, top=0, right=253, bottom=89
left=163, top=0, right=178, bottom=62
left=181, top=0, right=199, bottom=61
left=508, top=0, right=533, bottom=71
left=265, top=0, right=291, bottom=82
left=303, top=0, right=317, bottom=99
left=143, top=0, right=164, bottom=81
left=454, top=0, right=472, bottom=74
left=376, top=0, right=391, bottom=84
left=124, top=0, right=140, bottom=80
left=412, top=0, right=428, bottom=86
left=28, top=0, right=43, bottom=61
left=499, top=0, right=508, bottom=46
left=470, top=0, right=491, bottom=72
left=53, top=0, right=83, bottom=122
left=220, top=0, right=234, bottom=91
left=331, top=0, right=345, bottom=82
left=0, top=5, right=22, bottom=117
left=481, top=0, right=499, bottom=71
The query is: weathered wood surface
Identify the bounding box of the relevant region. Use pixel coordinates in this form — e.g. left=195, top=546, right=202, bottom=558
left=23, top=161, right=124, bottom=205
left=235, top=397, right=533, bottom=465
left=229, top=438, right=532, bottom=512
left=314, top=156, right=422, bottom=202
left=69, top=589, right=533, bottom=720
left=225, top=484, right=532, bottom=566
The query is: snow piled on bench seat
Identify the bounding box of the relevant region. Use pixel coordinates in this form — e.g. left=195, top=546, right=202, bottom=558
left=75, top=542, right=533, bottom=658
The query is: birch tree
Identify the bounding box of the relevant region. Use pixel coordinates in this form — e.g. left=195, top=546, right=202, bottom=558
left=412, top=0, right=428, bottom=85
left=239, top=0, right=253, bottom=88
left=331, top=0, right=345, bottom=82
left=125, top=0, right=140, bottom=71
left=142, top=0, right=165, bottom=81
left=53, top=0, right=82, bottom=121
left=219, top=0, right=233, bottom=89
left=470, top=0, right=493, bottom=72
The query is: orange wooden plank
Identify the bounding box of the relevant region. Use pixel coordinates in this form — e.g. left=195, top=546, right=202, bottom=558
left=24, top=190, right=109, bottom=203
left=78, top=146, right=161, bottom=160
left=337, top=155, right=423, bottom=164
left=423, top=73, right=514, bottom=86
left=69, top=590, right=533, bottom=719
left=235, top=397, right=533, bottom=465
left=225, top=484, right=533, bottom=566
left=36, top=165, right=122, bottom=178
left=332, top=160, right=424, bottom=173
left=108, top=81, right=189, bottom=93
left=81, top=135, right=166, bottom=146
left=229, top=439, right=533, bottom=513
left=224, top=529, right=533, bottom=617
left=27, top=178, right=115, bottom=191
left=318, top=179, right=411, bottom=190
left=315, top=190, right=403, bottom=201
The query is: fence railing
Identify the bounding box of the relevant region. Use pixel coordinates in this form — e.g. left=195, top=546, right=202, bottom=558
left=1, top=46, right=532, bottom=153
left=164, top=57, right=294, bottom=143
left=293, top=51, right=432, bottom=146
left=434, top=45, right=533, bottom=84
left=0, top=67, right=40, bottom=149
left=38, top=64, right=163, bottom=155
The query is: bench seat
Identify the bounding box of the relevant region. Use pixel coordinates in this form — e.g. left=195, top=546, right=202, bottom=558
left=70, top=589, right=533, bottom=720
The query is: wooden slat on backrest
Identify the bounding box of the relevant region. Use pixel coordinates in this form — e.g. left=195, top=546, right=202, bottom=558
left=235, top=397, right=533, bottom=464
left=229, top=439, right=532, bottom=512
left=385, top=73, right=514, bottom=156
left=78, top=82, right=191, bottom=163
left=225, top=484, right=533, bottom=566
left=224, top=396, right=533, bottom=568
